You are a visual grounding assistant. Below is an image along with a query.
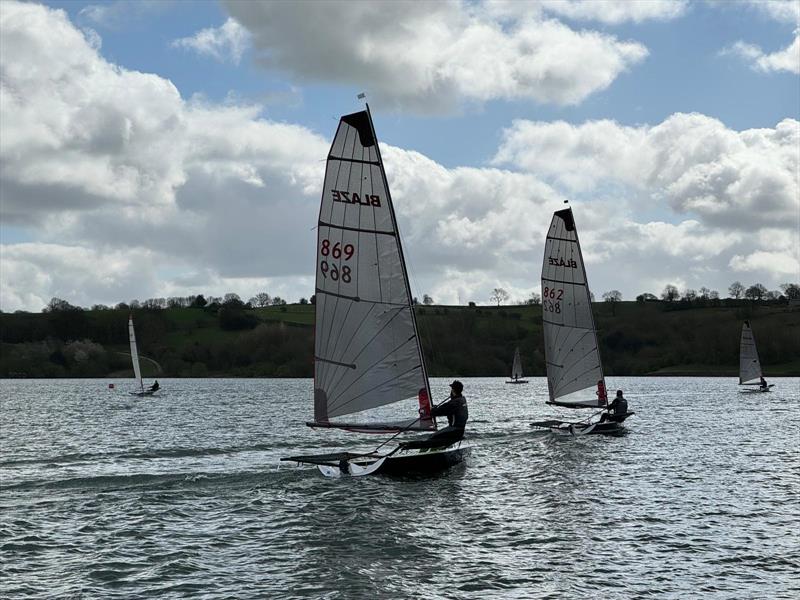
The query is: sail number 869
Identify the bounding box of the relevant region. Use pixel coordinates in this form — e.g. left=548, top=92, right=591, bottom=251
left=319, top=239, right=355, bottom=283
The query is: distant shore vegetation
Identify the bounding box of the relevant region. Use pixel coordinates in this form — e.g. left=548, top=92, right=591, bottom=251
left=1, top=282, right=798, bottom=378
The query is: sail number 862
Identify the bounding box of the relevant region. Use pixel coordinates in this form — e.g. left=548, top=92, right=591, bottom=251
left=542, top=287, right=564, bottom=314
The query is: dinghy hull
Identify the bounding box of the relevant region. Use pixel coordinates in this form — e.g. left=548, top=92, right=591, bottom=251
left=531, top=412, right=634, bottom=436
left=282, top=442, right=469, bottom=477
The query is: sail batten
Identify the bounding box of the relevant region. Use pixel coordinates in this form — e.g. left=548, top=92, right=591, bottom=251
left=541, top=208, right=606, bottom=408
left=739, top=321, right=762, bottom=385
left=313, top=107, right=433, bottom=427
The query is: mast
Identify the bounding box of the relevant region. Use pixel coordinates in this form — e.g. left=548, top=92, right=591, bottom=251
left=365, top=103, right=434, bottom=421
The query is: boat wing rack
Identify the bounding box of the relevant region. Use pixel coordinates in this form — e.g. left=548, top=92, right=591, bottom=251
left=281, top=451, right=379, bottom=467
left=530, top=419, right=568, bottom=429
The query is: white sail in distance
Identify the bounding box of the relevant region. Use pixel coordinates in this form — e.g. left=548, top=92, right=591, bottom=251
left=541, top=208, right=607, bottom=408
left=128, top=316, right=144, bottom=394
left=739, top=321, right=763, bottom=384
left=511, top=347, right=523, bottom=380
left=311, top=107, right=433, bottom=431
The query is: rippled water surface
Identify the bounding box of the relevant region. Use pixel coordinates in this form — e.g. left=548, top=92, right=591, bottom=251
left=1, top=377, right=798, bottom=598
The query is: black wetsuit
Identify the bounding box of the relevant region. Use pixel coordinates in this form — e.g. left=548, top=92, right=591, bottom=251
left=601, top=396, right=628, bottom=423
left=402, top=395, right=468, bottom=449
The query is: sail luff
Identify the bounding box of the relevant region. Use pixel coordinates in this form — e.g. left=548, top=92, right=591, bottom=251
left=128, top=316, right=144, bottom=393
left=365, top=104, right=434, bottom=422
left=739, top=321, right=762, bottom=384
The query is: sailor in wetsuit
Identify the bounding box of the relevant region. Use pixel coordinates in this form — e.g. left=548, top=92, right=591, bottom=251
left=401, top=380, right=468, bottom=450
left=149, top=380, right=160, bottom=392
left=600, top=389, right=628, bottom=423
left=759, top=376, right=769, bottom=390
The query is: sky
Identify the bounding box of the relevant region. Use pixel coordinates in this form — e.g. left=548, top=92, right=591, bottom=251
left=1, top=0, right=798, bottom=311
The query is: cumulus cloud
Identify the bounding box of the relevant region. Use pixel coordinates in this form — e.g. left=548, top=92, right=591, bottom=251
left=172, top=17, right=250, bottom=64
left=721, top=33, right=800, bottom=74
left=78, top=0, right=169, bottom=29
left=493, top=113, right=800, bottom=229
left=729, top=251, right=799, bottom=277
left=739, top=0, right=800, bottom=25
left=222, top=0, right=647, bottom=111
left=489, top=0, right=689, bottom=25
left=0, top=0, right=795, bottom=312
left=0, top=243, right=159, bottom=311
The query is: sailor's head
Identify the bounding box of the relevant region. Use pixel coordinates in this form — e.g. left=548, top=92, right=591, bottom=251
left=616, top=389, right=623, bottom=397
left=450, top=380, right=464, bottom=395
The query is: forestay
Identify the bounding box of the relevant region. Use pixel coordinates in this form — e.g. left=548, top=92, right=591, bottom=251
left=311, top=108, right=434, bottom=431
left=541, top=208, right=607, bottom=408
left=128, top=316, right=144, bottom=394
left=739, top=321, right=762, bottom=384
left=511, top=347, right=523, bottom=380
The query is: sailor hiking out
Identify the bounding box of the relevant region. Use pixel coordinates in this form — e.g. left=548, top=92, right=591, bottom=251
left=401, top=380, right=468, bottom=450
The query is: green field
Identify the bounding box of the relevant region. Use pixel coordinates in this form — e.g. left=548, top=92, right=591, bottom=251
left=1, top=300, right=798, bottom=378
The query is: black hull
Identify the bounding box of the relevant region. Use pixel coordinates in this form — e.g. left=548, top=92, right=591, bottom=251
left=531, top=412, right=634, bottom=436
left=377, top=445, right=470, bottom=476
left=506, top=380, right=529, bottom=384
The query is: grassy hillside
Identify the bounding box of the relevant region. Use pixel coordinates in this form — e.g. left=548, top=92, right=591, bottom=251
left=1, top=301, right=798, bottom=378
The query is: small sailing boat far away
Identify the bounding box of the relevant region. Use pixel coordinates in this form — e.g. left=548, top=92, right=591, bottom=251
left=739, top=320, right=773, bottom=393
left=128, top=315, right=159, bottom=397
left=506, top=347, right=528, bottom=384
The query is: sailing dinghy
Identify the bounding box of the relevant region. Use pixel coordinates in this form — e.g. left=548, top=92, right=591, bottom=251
left=739, top=321, right=773, bottom=393
left=529, top=208, right=633, bottom=435
left=128, top=315, right=158, bottom=397
left=281, top=105, right=468, bottom=476
left=506, top=347, right=528, bottom=384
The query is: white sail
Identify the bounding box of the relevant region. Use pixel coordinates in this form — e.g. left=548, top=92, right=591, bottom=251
left=541, top=208, right=607, bottom=408
left=739, top=321, right=762, bottom=384
left=128, top=316, right=144, bottom=393
left=311, top=107, right=433, bottom=431
left=511, top=347, right=523, bottom=380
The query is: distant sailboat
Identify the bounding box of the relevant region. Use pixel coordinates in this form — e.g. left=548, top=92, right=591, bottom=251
left=739, top=321, right=773, bottom=393
left=506, top=347, right=528, bottom=384
left=282, top=105, right=468, bottom=476
left=530, top=208, right=633, bottom=435
left=128, top=316, right=158, bottom=397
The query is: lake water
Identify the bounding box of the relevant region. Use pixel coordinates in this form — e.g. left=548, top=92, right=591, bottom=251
left=1, top=377, right=798, bottom=599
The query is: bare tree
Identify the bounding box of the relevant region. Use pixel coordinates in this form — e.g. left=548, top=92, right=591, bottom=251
left=661, top=285, right=679, bottom=302
left=43, top=297, right=78, bottom=312
left=602, top=290, right=622, bottom=315
left=683, top=289, right=697, bottom=302
left=524, top=292, right=541, bottom=305
left=489, top=288, right=510, bottom=306
left=249, top=292, right=272, bottom=308
left=728, top=281, right=745, bottom=299
left=744, top=283, right=767, bottom=301
left=779, top=282, right=800, bottom=300
left=422, top=294, right=434, bottom=305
